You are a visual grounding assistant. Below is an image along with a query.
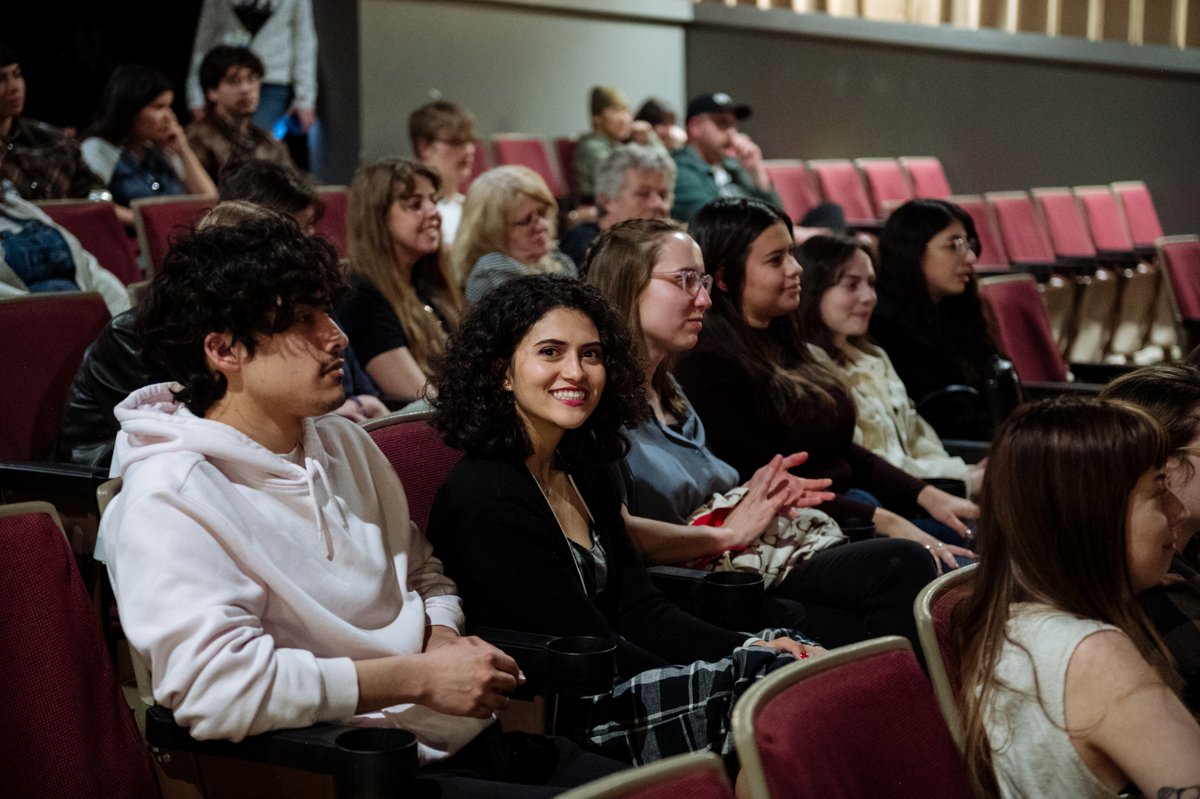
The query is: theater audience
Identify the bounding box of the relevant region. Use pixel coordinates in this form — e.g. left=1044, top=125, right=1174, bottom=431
left=81, top=65, right=217, bottom=210
left=797, top=233, right=981, bottom=494
left=0, top=179, right=130, bottom=315
left=187, top=46, right=293, bottom=182
left=0, top=43, right=106, bottom=202
left=340, top=157, right=463, bottom=401
left=560, top=143, right=674, bottom=266
left=1102, top=364, right=1200, bottom=712
left=585, top=218, right=938, bottom=651
left=102, top=218, right=624, bottom=796
left=409, top=100, right=479, bottom=245
left=870, top=199, right=1001, bottom=441
left=675, top=197, right=976, bottom=572
left=428, top=273, right=818, bottom=764
left=59, top=161, right=381, bottom=469
left=669, top=92, right=780, bottom=223
left=956, top=397, right=1200, bottom=798
left=452, top=165, right=575, bottom=305
left=572, top=87, right=665, bottom=202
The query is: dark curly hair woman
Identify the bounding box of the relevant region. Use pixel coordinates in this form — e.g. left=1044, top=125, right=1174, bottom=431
left=427, top=273, right=820, bottom=766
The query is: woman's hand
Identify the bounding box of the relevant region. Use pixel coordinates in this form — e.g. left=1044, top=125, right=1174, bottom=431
left=722, top=453, right=833, bottom=549
left=916, top=485, right=979, bottom=541
left=157, top=112, right=188, bottom=156
left=751, top=638, right=826, bottom=660
left=872, top=507, right=975, bottom=575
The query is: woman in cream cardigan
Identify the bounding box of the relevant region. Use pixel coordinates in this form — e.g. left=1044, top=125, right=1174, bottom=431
left=796, top=232, right=983, bottom=495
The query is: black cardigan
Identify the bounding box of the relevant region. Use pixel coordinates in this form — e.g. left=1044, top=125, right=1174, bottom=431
left=427, top=456, right=748, bottom=677
left=673, top=321, right=926, bottom=523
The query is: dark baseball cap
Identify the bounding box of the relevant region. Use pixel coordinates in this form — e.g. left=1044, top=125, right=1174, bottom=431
left=685, top=92, right=752, bottom=122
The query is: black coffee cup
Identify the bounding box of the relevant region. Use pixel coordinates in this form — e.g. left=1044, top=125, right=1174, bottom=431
left=699, top=571, right=764, bottom=631
left=334, top=727, right=418, bottom=799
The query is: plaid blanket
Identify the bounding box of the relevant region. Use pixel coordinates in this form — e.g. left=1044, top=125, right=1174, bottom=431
left=561, top=630, right=807, bottom=765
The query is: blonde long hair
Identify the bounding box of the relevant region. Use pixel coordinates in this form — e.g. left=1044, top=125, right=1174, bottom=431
left=347, top=158, right=463, bottom=376
left=451, top=165, right=561, bottom=285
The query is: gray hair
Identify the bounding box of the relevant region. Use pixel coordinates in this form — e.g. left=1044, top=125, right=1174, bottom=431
left=595, top=143, right=677, bottom=206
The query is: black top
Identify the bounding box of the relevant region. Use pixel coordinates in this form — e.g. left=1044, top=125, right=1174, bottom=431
left=559, top=221, right=600, bottom=270
left=869, top=292, right=993, bottom=440
left=338, top=274, right=448, bottom=367
left=427, top=456, right=749, bottom=678
left=673, top=321, right=925, bottom=523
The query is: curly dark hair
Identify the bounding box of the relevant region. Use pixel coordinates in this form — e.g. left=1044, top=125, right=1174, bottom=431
left=136, top=215, right=347, bottom=416
left=877, top=199, right=1000, bottom=387
left=430, top=274, right=645, bottom=466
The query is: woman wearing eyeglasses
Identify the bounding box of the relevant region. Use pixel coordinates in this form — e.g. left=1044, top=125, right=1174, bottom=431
left=869, top=199, right=1003, bottom=441
left=340, top=157, right=464, bottom=402
left=585, top=218, right=946, bottom=651
left=451, top=165, right=576, bottom=306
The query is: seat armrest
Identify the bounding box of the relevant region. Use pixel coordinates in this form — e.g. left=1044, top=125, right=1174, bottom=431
left=645, top=564, right=708, bottom=612
left=939, top=440, right=989, bottom=464
left=0, top=460, right=109, bottom=495
left=145, top=705, right=348, bottom=773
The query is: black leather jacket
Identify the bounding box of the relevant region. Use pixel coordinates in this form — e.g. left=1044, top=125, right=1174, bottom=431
left=57, top=309, right=165, bottom=468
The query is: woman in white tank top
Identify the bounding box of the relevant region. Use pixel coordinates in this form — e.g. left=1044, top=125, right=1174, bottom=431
left=955, top=397, right=1200, bottom=798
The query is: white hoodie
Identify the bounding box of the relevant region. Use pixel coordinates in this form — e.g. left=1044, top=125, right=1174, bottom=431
left=103, top=383, right=491, bottom=763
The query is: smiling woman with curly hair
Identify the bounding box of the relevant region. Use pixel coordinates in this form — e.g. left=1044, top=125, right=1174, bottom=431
left=427, top=273, right=822, bottom=766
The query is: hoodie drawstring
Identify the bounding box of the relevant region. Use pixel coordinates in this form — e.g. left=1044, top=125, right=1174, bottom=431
left=303, top=456, right=348, bottom=560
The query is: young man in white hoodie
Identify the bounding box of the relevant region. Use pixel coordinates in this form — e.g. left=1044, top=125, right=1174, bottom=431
left=100, top=215, right=623, bottom=796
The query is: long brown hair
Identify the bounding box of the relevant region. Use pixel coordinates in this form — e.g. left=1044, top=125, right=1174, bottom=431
left=347, top=158, right=464, bottom=377
left=688, top=197, right=840, bottom=421
left=955, top=396, right=1177, bottom=797
left=796, top=233, right=877, bottom=366
left=581, top=218, right=690, bottom=419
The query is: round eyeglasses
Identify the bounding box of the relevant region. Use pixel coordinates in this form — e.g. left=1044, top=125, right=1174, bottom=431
left=650, top=269, right=713, bottom=297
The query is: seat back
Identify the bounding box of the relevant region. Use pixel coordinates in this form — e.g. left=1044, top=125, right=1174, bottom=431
left=914, top=564, right=977, bottom=751
left=1073, top=185, right=1137, bottom=256
left=1157, top=236, right=1200, bottom=322
left=1031, top=187, right=1097, bottom=260
left=132, top=194, right=218, bottom=278
left=979, top=274, right=1069, bottom=382
left=732, top=637, right=972, bottom=799
left=1112, top=181, right=1165, bottom=248
left=985, top=191, right=1056, bottom=267
left=763, top=160, right=822, bottom=225
left=807, top=159, right=877, bottom=226
left=491, top=135, right=565, bottom=198
left=0, top=292, right=111, bottom=460
left=314, top=185, right=348, bottom=258
left=555, top=137, right=580, bottom=198
left=949, top=194, right=1009, bottom=272
left=899, top=156, right=952, bottom=198
left=363, top=410, right=463, bottom=533
left=37, top=200, right=142, bottom=285
left=0, top=501, right=160, bottom=798
left=556, top=750, right=734, bottom=799
left=855, top=157, right=913, bottom=218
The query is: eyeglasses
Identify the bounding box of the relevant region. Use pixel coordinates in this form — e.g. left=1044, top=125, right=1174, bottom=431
left=434, top=137, right=475, bottom=148
left=651, top=269, right=713, bottom=297
left=935, top=236, right=980, bottom=257
left=511, top=209, right=550, bottom=229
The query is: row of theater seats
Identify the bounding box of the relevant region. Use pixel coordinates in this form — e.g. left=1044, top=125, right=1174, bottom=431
left=36, top=185, right=350, bottom=286
left=2, top=409, right=980, bottom=799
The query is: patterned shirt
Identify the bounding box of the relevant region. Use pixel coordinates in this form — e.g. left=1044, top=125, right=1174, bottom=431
left=186, top=113, right=293, bottom=182
left=0, top=117, right=105, bottom=201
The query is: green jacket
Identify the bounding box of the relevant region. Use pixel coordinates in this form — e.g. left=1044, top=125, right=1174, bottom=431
left=670, top=145, right=781, bottom=223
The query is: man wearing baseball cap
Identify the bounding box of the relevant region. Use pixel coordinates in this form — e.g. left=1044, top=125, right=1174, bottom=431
left=670, top=91, right=781, bottom=222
